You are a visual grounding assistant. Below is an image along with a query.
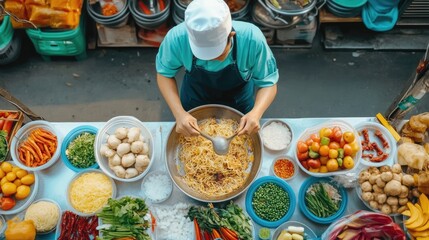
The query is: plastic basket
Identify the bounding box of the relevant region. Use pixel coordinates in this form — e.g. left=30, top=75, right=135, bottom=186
left=26, top=13, right=86, bottom=61
left=0, top=16, right=14, bottom=50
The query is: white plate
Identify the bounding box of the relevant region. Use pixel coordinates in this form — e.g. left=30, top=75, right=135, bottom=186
left=354, top=121, right=397, bottom=167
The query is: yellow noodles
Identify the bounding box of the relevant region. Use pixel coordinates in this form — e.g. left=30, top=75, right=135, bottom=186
left=179, top=118, right=254, bottom=197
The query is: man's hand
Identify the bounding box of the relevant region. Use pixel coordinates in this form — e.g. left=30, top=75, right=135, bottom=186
left=175, top=111, right=200, bottom=137
left=237, top=110, right=262, bottom=135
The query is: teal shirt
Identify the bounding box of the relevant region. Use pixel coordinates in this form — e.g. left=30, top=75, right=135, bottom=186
left=156, top=21, right=279, bottom=87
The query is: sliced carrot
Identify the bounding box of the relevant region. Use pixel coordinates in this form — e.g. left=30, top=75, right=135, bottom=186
left=194, top=218, right=202, bottom=240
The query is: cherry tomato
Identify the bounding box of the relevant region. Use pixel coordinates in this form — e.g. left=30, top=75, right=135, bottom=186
left=305, top=138, right=314, bottom=147
left=297, top=151, right=309, bottom=161
left=343, top=144, right=353, bottom=156
left=329, top=149, right=338, bottom=159
left=343, top=131, right=355, bottom=143
left=300, top=160, right=309, bottom=170
left=308, top=159, right=321, bottom=169
left=310, top=133, right=320, bottom=143
left=319, top=145, right=330, bottom=157
left=297, top=141, right=308, bottom=153
left=320, top=156, right=329, bottom=165
left=321, top=128, right=333, bottom=138
left=332, top=130, right=342, bottom=143
left=329, top=141, right=340, bottom=150
left=0, top=197, right=16, bottom=210
left=310, top=142, right=320, bottom=152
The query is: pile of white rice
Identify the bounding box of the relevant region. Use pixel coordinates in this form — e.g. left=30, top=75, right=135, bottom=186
left=261, top=121, right=292, bottom=150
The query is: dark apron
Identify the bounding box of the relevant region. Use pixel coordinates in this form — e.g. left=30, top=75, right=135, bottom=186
left=180, top=35, right=254, bottom=114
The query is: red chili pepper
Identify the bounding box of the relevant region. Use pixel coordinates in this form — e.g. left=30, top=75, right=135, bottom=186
left=139, top=0, right=152, bottom=14
left=158, top=0, right=165, bottom=11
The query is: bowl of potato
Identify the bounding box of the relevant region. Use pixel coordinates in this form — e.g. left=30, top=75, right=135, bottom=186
left=356, top=164, right=418, bottom=216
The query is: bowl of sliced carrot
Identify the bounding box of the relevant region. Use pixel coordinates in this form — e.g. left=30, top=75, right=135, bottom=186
left=10, top=121, right=61, bottom=172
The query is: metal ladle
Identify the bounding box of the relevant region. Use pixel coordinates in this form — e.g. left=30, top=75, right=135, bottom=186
left=192, top=126, right=238, bottom=155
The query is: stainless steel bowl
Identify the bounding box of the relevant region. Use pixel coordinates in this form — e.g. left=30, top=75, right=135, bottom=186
left=166, top=104, right=263, bottom=202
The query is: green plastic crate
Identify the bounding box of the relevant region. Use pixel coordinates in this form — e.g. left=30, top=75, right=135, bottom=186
left=26, top=14, right=86, bottom=61
left=0, top=16, right=14, bottom=50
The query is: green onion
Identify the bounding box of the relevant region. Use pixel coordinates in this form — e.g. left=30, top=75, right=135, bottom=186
left=66, top=132, right=96, bottom=168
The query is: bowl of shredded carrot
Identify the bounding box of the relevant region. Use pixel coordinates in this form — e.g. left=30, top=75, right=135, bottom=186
left=10, top=120, right=61, bottom=172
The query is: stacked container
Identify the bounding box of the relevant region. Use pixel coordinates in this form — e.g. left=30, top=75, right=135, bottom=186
left=130, top=0, right=171, bottom=30
left=26, top=14, right=86, bottom=61
left=0, top=16, right=22, bottom=65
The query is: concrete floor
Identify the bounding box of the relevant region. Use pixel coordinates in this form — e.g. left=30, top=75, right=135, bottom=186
left=0, top=34, right=428, bottom=122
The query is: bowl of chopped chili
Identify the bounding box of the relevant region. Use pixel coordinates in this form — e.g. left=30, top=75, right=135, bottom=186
left=271, top=155, right=297, bottom=181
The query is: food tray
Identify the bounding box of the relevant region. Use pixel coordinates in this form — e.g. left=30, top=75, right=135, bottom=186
left=0, top=110, right=24, bottom=148
left=10, top=120, right=61, bottom=171
left=94, top=116, right=155, bottom=182
left=354, top=121, right=396, bottom=167
left=295, top=119, right=362, bottom=177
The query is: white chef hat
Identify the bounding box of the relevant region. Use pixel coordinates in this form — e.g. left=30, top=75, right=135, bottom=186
left=184, top=0, right=232, bottom=60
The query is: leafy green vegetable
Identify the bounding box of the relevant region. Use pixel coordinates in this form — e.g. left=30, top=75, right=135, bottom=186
left=66, top=132, right=96, bottom=168
left=97, top=196, right=151, bottom=240
left=0, top=130, right=8, bottom=161
left=187, top=202, right=253, bottom=240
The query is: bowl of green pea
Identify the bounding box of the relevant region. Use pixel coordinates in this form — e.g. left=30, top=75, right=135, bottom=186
left=245, top=176, right=296, bottom=228
left=61, top=125, right=99, bottom=172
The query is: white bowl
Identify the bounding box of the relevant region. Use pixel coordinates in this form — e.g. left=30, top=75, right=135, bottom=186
left=354, top=121, right=396, bottom=167
left=270, top=155, right=298, bottom=181
left=11, top=120, right=61, bottom=171
left=67, top=169, right=117, bottom=216
left=0, top=167, right=39, bottom=215
left=94, top=116, right=155, bottom=182
left=295, top=120, right=362, bottom=177
left=24, top=198, right=61, bottom=234
left=141, top=170, right=173, bottom=204
left=261, top=119, right=293, bottom=152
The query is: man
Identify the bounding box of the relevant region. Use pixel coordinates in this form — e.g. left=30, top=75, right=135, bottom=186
left=156, top=0, right=278, bottom=136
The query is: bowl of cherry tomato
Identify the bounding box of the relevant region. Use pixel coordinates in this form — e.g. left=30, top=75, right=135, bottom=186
left=295, top=120, right=362, bottom=177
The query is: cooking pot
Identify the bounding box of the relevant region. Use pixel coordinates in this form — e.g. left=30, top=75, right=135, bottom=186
left=253, top=0, right=325, bottom=28
left=165, top=104, right=263, bottom=203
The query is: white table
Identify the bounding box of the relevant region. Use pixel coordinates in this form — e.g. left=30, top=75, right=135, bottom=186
left=33, top=117, right=385, bottom=239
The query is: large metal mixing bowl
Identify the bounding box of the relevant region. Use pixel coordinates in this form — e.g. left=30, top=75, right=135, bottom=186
left=165, top=104, right=263, bottom=203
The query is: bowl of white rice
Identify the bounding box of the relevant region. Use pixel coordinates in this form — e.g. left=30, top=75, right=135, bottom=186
left=24, top=198, right=61, bottom=234
left=261, top=120, right=293, bottom=152
left=141, top=170, right=173, bottom=204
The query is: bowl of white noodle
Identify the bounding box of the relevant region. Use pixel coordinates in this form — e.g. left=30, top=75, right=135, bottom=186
left=166, top=104, right=263, bottom=202
left=24, top=198, right=61, bottom=234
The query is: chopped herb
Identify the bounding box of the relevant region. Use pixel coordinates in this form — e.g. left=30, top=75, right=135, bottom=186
left=66, top=132, right=96, bottom=168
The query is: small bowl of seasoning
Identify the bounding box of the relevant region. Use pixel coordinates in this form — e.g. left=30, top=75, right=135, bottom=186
left=271, top=156, right=297, bottom=181
left=141, top=170, right=173, bottom=204
left=261, top=120, right=293, bottom=152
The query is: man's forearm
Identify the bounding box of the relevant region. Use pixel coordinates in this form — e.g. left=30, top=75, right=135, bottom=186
left=251, top=84, right=277, bottom=118
left=156, top=73, right=186, bottom=118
